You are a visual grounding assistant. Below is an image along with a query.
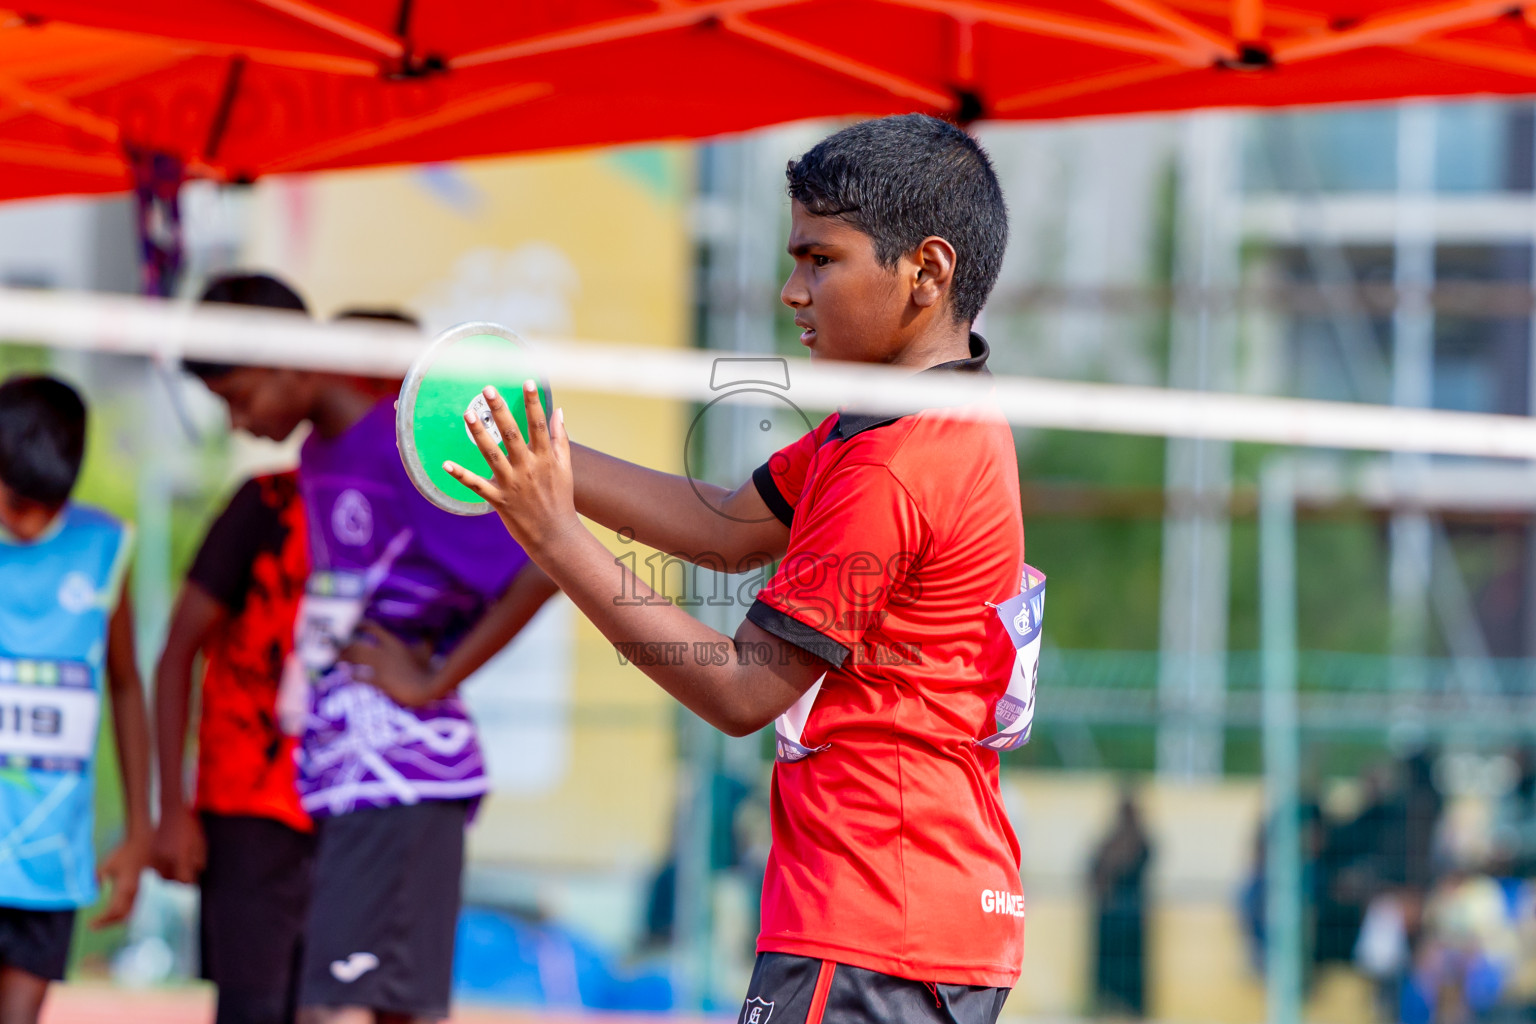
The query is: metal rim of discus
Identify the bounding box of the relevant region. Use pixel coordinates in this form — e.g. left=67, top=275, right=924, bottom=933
left=396, top=320, right=528, bottom=517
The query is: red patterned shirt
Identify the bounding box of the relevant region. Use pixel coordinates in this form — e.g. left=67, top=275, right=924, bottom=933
left=188, top=473, right=310, bottom=832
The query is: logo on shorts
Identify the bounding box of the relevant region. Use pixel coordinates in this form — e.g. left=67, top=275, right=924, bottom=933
left=743, top=997, right=774, bottom=1024
left=330, top=951, right=380, bottom=983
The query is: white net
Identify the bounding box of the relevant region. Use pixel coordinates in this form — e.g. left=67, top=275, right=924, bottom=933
left=6, top=285, right=1536, bottom=458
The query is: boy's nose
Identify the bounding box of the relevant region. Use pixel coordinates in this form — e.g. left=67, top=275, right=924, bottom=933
left=780, top=270, right=808, bottom=309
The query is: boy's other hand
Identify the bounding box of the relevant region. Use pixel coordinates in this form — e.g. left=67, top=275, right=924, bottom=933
left=445, top=382, right=579, bottom=556
left=340, top=622, right=438, bottom=708
left=92, top=834, right=150, bottom=929
left=151, top=806, right=206, bottom=885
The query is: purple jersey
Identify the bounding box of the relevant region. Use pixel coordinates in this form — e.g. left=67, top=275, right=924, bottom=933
left=294, top=399, right=529, bottom=817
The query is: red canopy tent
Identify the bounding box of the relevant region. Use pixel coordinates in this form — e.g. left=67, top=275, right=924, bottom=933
left=4, top=0, right=1536, bottom=202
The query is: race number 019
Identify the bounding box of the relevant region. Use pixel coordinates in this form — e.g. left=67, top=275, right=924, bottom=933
left=0, top=702, right=62, bottom=736
left=0, top=684, right=99, bottom=760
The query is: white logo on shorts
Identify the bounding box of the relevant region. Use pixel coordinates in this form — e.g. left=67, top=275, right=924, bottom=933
left=57, top=571, right=97, bottom=614
left=744, top=996, right=774, bottom=1024
left=330, top=951, right=380, bottom=983
left=331, top=489, right=374, bottom=547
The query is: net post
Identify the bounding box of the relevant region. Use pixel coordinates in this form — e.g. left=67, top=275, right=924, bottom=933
left=132, top=358, right=175, bottom=683
left=1260, top=456, right=1302, bottom=1024
left=672, top=714, right=719, bottom=1011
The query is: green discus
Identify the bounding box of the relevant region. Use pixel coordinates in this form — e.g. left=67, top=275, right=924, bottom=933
left=396, top=321, right=552, bottom=516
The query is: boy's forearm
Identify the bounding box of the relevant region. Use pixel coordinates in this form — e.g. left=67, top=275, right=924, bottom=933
left=531, top=522, right=815, bottom=736
left=443, top=386, right=814, bottom=729
left=107, top=603, right=153, bottom=841
left=153, top=649, right=194, bottom=818
left=570, top=444, right=785, bottom=568
left=570, top=442, right=725, bottom=551
left=113, top=680, right=154, bottom=840
left=152, top=587, right=224, bottom=819
left=422, top=563, right=560, bottom=700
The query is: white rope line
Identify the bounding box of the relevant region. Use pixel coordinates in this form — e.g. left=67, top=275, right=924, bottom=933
left=4, top=286, right=1536, bottom=460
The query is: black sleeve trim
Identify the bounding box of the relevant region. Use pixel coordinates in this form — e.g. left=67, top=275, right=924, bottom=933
left=746, top=598, right=848, bottom=668
left=752, top=462, right=796, bottom=529
left=186, top=478, right=270, bottom=612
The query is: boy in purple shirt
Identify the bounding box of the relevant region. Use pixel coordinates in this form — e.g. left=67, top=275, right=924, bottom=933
left=186, top=275, right=557, bottom=1024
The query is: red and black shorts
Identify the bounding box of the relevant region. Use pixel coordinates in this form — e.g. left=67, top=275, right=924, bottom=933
left=738, top=953, right=1010, bottom=1024
left=200, top=813, right=317, bottom=1024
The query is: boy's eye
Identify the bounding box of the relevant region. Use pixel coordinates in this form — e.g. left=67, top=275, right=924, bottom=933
left=812, top=255, right=831, bottom=267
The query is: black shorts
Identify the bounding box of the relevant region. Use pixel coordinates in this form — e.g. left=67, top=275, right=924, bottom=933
left=738, top=953, right=1010, bottom=1024
left=0, top=905, right=75, bottom=982
left=200, top=813, right=317, bottom=1024
left=298, top=800, right=467, bottom=1019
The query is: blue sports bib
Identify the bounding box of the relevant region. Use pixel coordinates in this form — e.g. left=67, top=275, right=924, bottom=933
left=977, top=564, right=1046, bottom=752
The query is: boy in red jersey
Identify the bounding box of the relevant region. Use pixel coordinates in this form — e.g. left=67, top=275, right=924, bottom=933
left=153, top=277, right=315, bottom=1024
left=154, top=471, right=312, bottom=1024
left=447, top=114, right=1027, bottom=1024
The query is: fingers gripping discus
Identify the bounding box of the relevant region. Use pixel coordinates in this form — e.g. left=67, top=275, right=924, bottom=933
left=396, top=322, right=552, bottom=515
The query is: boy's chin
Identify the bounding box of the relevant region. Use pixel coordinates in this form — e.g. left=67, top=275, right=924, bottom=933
left=802, top=334, right=848, bottom=361
left=806, top=340, right=872, bottom=363
left=0, top=506, right=62, bottom=542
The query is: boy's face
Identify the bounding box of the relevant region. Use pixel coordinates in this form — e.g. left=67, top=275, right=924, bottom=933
left=0, top=479, right=62, bottom=542
left=203, top=367, right=317, bottom=441
left=780, top=201, right=918, bottom=363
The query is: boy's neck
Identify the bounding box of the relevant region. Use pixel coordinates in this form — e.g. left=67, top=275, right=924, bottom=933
left=0, top=506, right=66, bottom=545
left=891, top=320, right=974, bottom=371
left=310, top=382, right=379, bottom=440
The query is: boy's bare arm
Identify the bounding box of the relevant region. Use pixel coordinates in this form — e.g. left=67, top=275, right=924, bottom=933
left=448, top=386, right=826, bottom=735
left=570, top=443, right=789, bottom=568
left=340, top=561, right=560, bottom=708
left=98, top=584, right=152, bottom=928
left=535, top=526, right=824, bottom=736
left=151, top=584, right=226, bottom=883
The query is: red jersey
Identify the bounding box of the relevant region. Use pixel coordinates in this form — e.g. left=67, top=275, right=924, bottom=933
left=186, top=473, right=311, bottom=833
left=745, top=336, right=1026, bottom=987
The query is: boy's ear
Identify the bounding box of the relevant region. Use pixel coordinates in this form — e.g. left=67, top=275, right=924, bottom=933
left=910, top=236, right=957, bottom=311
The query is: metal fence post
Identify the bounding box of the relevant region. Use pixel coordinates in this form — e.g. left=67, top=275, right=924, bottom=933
left=1260, top=457, right=1302, bottom=1024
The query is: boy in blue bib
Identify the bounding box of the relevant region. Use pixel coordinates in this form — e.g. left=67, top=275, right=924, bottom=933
left=0, top=376, right=152, bottom=1022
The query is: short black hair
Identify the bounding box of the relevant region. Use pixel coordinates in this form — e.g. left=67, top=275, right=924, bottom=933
left=333, top=308, right=420, bottom=329
left=0, top=376, right=86, bottom=507
left=184, top=272, right=309, bottom=380
left=786, top=114, right=1008, bottom=324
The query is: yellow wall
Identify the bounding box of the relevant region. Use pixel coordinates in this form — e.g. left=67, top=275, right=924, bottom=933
left=1001, top=772, right=1277, bottom=1023
left=240, top=147, right=694, bottom=873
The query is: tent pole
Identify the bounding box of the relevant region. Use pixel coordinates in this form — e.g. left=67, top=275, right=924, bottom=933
left=1272, top=0, right=1511, bottom=63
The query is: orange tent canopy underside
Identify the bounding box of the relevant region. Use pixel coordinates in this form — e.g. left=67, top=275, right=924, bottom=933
left=4, top=0, right=1536, bottom=201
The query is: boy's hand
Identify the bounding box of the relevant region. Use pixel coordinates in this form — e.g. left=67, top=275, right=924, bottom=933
left=445, top=383, right=579, bottom=556
left=340, top=622, right=438, bottom=708
left=151, top=806, right=206, bottom=885
left=93, top=834, right=149, bottom=930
